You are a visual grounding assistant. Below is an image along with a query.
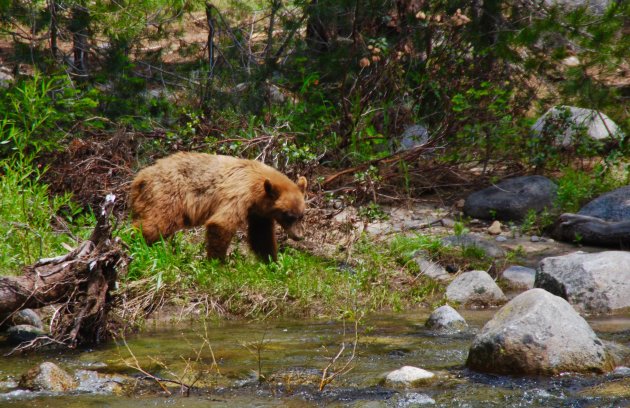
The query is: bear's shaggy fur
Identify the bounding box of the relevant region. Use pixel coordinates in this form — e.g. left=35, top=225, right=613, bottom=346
left=129, top=152, right=307, bottom=261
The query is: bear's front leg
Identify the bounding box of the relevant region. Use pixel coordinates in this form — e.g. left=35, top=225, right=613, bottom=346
left=247, top=213, right=277, bottom=262
left=204, top=219, right=236, bottom=261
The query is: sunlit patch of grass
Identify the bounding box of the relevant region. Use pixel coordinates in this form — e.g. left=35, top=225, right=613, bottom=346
left=118, top=227, right=453, bottom=318
left=0, top=156, right=94, bottom=275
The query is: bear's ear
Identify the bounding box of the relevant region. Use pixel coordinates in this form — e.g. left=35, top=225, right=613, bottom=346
left=296, top=176, right=307, bottom=194
left=264, top=179, right=279, bottom=200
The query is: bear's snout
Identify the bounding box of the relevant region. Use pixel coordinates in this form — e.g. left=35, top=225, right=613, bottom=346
left=284, top=222, right=305, bottom=241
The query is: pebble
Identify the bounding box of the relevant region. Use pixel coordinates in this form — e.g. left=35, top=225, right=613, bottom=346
left=487, top=220, right=502, bottom=235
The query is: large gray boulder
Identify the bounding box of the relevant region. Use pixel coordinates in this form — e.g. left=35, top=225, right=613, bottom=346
left=467, top=289, right=613, bottom=375
left=445, top=270, right=507, bottom=307
left=463, top=176, right=557, bottom=222
left=425, top=304, right=468, bottom=333
left=535, top=251, right=630, bottom=314
left=531, top=106, right=624, bottom=147
left=578, top=186, right=630, bottom=222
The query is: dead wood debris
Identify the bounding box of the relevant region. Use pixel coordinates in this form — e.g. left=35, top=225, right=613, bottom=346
left=0, top=195, right=130, bottom=351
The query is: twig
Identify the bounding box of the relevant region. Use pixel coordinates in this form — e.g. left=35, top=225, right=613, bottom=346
left=319, top=315, right=361, bottom=391
left=120, top=335, right=172, bottom=395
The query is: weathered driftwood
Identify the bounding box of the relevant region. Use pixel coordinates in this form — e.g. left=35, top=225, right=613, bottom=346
left=0, top=194, right=129, bottom=348
left=552, top=213, right=630, bottom=248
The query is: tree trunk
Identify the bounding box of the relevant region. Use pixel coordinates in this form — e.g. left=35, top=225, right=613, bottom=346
left=70, top=4, right=90, bottom=77
left=48, top=0, right=59, bottom=59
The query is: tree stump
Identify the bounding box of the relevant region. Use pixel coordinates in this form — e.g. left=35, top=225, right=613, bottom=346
left=0, top=194, right=129, bottom=349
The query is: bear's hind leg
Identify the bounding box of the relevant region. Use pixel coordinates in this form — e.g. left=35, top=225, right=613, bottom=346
left=247, top=213, right=277, bottom=262
left=204, top=219, right=236, bottom=261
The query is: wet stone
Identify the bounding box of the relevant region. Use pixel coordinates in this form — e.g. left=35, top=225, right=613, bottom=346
left=384, top=366, right=435, bottom=388
left=395, top=392, right=436, bottom=406
left=425, top=305, right=468, bottom=334
left=18, top=362, right=77, bottom=392
left=74, top=370, right=126, bottom=395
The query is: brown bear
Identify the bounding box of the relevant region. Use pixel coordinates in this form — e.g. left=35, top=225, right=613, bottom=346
left=129, top=152, right=307, bottom=262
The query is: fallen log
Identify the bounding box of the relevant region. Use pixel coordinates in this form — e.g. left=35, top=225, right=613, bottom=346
left=551, top=212, right=630, bottom=248
left=0, top=194, right=129, bottom=348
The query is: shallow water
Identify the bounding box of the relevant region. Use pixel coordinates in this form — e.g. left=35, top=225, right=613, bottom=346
left=1, top=310, right=629, bottom=407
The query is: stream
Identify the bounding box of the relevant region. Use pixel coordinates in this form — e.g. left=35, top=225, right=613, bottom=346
left=1, top=309, right=629, bottom=407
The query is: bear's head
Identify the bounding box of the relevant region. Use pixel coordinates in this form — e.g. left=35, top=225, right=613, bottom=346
left=263, top=176, right=308, bottom=240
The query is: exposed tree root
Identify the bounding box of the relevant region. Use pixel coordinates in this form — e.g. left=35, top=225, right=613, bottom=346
left=0, top=195, right=129, bottom=349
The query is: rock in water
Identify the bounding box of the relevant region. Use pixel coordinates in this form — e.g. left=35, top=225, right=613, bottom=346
left=75, top=370, right=126, bottom=395
left=463, top=176, right=557, bottom=222
left=425, top=304, right=468, bottom=333
left=384, top=366, right=435, bottom=387
left=18, top=362, right=78, bottom=392
left=467, top=289, right=613, bottom=375
left=394, top=392, right=436, bottom=405
left=535, top=251, right=630, bottom=314
left=445, top=270, right=506, bottom=307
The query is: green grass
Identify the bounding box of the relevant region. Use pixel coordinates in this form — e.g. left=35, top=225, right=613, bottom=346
left=555, top=166, right=627, bottom=213
left=0, top=157, right=94, bottom=275
left=117, top=224, right=448, bottom=318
